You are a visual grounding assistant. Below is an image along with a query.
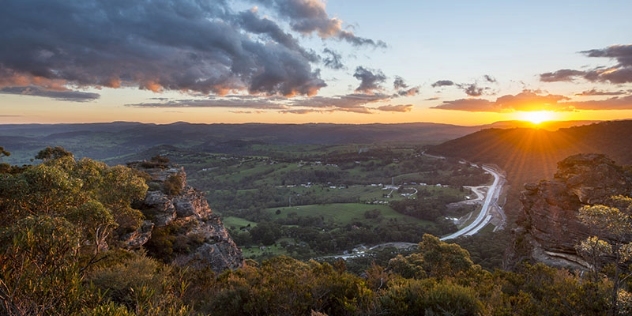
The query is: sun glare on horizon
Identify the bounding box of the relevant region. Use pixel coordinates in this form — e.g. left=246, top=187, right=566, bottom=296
left=520, top=110, right=556, bottom=124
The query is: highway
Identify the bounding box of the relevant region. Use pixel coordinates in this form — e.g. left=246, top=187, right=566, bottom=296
left=440, top=165, right=503, bottom=241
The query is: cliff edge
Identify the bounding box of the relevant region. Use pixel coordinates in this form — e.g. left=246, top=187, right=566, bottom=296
left=520, top=153, right=632, bottom=268
left=124, top=159, right=244, bottom=274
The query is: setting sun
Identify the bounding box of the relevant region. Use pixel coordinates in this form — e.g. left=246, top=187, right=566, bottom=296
left=520, top=111, right=556, bottom=124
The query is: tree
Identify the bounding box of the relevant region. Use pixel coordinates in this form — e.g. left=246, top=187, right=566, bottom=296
left=0, top=149, right=150, bottom=314
left=0, top=216, right=85, bottom=315
left=576, top=195, right=632, bottom=316
left=35, top=146, right=73, bottom=161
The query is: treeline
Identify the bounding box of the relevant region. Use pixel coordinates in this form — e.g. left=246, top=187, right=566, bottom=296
left=390, top=189, right=463, bottom=221
left=230, top=217, right=453, bottom=259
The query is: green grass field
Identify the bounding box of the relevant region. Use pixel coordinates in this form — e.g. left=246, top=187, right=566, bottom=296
left=222, top=216, right=258, bottom=229
left=265, top=203, right=432, bottom=227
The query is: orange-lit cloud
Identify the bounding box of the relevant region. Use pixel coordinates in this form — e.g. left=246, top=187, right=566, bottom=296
left=575, top=89, right=630, bottom=96
left=433, top=90, right=632, bottom=112
left=377, top=104, right=413, bottom=112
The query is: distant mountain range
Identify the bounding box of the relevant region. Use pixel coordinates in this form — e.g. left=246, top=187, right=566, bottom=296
left=0, top=119, right=600, bottom=166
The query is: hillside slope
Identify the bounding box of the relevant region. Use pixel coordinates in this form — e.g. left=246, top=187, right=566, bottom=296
left=427, top=120, right=632, bottom=187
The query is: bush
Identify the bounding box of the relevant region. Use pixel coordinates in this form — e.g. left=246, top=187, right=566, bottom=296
left=164, top=174, right=184, bottom=196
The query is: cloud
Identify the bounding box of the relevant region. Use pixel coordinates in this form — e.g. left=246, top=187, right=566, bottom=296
left=432, top=78, right=489, bottom=97
left=431, top=80, right=455, bottom=88
left=353, top=66, right=386, bottom=93
left=128, top=92, right=393, bottom=114
left=289, top=93, right=389, bottom=113
left=280, top=109, right=323, bottom=114
left=396, top=87, right=420, bottom=97
left=237, top=8, right=318, bottom=62
left=566, top=95, right=632, bottom=110
left=541, top=44, right=632, bottom=84
left=484, top=75, right=497, bottom=83
left=393, top=77, right=408, bottom=89
left=540, top=69, right=587, bottom=82
left=461, top=84, right=484, bottom=97
left=322, top=48, right=344, bottom=70
left=0, top=0, right=385, bottom=99
left=254, top=0, right=386, bottom=48
left=582, top=44, right=632, bottom=67
left=229, top=110, right=266, bottom=114
left=575, top=89, right=630, bottom=96
left=377, top=104, right=413, bottom=112
left=127, top=96, right=288, bottom=110
left=432, top=90, right=571, bottom=112
left=0, top=86, right=99, bottom=102
left=392, top=77, right=419, bottom=97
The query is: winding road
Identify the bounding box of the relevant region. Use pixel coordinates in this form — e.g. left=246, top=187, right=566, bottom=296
left=440, top=165, right=504, bottom=240
left=322, top=162, right=506, bottom=260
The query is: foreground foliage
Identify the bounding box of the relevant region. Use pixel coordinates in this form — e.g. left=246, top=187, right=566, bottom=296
left=0, top=148, right=628, bottom=315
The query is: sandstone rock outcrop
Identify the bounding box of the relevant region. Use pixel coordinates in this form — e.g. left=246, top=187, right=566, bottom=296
left=520, top=153, right=632, bottom=268
left=125, top=160, right=244, bottom=274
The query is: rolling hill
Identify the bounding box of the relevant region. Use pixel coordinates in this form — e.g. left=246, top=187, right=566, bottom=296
left=427, top=120, right=632, bottom=188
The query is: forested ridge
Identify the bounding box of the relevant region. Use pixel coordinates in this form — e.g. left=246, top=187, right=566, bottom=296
left=0, top=147, right=631, bottom=315
left=427, top=120, right=632, bottom=187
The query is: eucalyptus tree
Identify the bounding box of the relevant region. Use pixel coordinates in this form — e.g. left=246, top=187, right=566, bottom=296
left=576, top=195, right=632, bottom=316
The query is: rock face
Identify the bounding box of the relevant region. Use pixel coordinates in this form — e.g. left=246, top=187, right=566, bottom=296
left=126, top=160, right=244, bottom=274
left=520, top=153, right=632, bottom=268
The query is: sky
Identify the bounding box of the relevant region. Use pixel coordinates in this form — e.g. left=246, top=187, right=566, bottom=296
left=1, top=0, right=632, bottom=126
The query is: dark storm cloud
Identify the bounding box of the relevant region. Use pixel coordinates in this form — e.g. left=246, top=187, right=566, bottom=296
left=541, top=44, right=632, bottom=84
left=0, top=0, right=388, bottom=98
left=253, top=0, right=386, bottom=48
left=575, top=89, right=630, bottom=96
left=353, top=67, right=387, bottom=93
left=377, top=104, right=413, bottom=112
left=236, top=8, right=319, bottom=62
left=0, top=86, right=99, bottom=102
left=431, top=80, right=455, bottom=88
left=322, top=48, right=344, bottom=70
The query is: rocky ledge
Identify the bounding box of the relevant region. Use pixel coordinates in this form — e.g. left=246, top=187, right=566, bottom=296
left=123, top=160, right=244, bottom=274
left=520, top=153, right=632, bottom=268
